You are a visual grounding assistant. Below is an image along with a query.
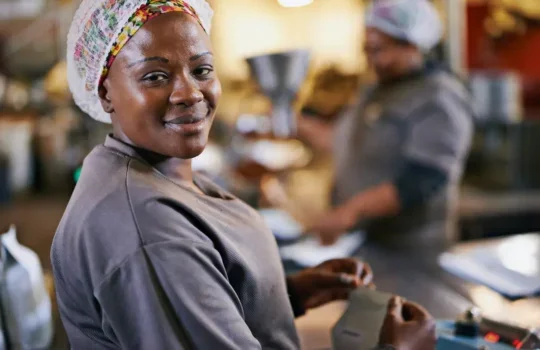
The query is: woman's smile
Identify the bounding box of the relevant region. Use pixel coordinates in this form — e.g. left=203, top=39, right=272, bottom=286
left=164, top=111, right=210, bottom=135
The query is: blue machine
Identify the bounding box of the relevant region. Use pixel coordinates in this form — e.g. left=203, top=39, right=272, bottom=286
left=437, top=320, right=517, bottom=350
left=435, top=308, right=539, bottom=350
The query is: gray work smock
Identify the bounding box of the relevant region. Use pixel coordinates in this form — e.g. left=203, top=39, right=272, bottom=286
left=51, top=136, right=300, bottom=350
left=332, top=70, right=473, bottom=250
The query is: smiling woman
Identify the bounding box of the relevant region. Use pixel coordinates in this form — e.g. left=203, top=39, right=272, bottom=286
left=50, top=0, right=444, bottom=348
left=99, top=13, right=220, bottom=159
left=50, top=1, right=383, bottom=349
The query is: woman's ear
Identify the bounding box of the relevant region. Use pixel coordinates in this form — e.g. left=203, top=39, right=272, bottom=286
left=98, top=80, right=114, bottom=113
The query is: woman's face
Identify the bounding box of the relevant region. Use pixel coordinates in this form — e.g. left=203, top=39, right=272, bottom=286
left=99, top=12, right=221, bottom=159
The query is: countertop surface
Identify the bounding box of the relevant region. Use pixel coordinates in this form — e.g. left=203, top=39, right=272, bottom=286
left=358, top=242, right=539, bottom=328
left=459, top=187, right=540, bottom=218
left=289, top=238, right=540, bottom=327
left=293, top=237, right=540, bottom=349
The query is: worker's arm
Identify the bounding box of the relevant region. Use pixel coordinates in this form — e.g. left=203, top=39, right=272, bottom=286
left=308, top=102, right=473, bottom=244
left=308, top=163, right=448, bottom=245
left=344, top=158, right=452, bottom=220
left=296, top=116, right=335, bottom=154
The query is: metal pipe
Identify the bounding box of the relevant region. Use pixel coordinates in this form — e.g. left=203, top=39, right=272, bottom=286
left=443, top=0, right=468, bottom=77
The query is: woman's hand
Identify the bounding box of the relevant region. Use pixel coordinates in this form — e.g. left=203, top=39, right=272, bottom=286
left=378, top=297, right=437, bottom=350
left=287, top=259, right=374, bottom=311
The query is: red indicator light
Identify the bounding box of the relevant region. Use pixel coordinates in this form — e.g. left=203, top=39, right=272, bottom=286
left=484, top=332, right=500, bottom=343
left=513, top=339, right=523, bottom=349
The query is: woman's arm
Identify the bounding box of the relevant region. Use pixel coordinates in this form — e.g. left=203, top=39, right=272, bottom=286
left=95, top=241, right=263, bottom=350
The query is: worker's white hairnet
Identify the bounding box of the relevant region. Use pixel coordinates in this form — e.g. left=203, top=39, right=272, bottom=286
left=365, top=0, right=443, bottom=52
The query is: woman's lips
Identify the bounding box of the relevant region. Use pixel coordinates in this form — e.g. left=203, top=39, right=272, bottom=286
left=166, top=115, right=205, bottom=124
left=164, top=114, right=208, bottom=135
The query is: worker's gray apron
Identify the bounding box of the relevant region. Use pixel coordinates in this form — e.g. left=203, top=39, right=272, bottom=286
left=332, top=72, right=468, bottom=251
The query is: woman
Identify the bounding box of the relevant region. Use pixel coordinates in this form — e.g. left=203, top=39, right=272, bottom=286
left=51, top=0, right=436, bottom=349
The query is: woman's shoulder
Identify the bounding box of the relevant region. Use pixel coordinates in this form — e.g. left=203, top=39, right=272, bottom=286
left=55, top=145, right=174, bottom=249
left=53, top=153, right=214, bottom=284
left=52, top=148, right=145, bottom=286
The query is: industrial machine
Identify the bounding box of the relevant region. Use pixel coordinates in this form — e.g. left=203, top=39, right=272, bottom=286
left=245, top=49, right=311, bottom=138
left=437, top=308, right=540, bottom=350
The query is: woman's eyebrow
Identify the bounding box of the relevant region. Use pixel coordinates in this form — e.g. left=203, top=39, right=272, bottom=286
left=126, top=52, right=212, bottom=67
left=190, top=51, right=212, bottom=61
left=127, top=56, right=169, bottom=68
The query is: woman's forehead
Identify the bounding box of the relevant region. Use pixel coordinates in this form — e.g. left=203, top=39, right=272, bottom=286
left=119, top=12, right=211, bottom=61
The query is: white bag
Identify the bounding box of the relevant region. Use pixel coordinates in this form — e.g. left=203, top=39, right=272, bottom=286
left=0, top=225, right=53, bottom=350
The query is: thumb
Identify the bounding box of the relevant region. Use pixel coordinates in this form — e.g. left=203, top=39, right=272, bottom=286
left=386, top=296, right=404, bottom=322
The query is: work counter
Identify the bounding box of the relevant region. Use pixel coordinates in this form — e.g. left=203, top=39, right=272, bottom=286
left=291, top=236, right=540, bottom=349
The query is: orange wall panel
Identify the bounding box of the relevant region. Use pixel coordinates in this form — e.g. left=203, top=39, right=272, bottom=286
left=467, top=3, right=540, bottom=111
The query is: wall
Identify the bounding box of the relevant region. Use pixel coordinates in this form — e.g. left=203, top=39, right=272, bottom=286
left=0, top=116, right=35, bottom=193
left=211, top=0, right=365, bottom=81
left=467, top=2, right=540, bottom=112
left=0, top=0, right=45, bottom=20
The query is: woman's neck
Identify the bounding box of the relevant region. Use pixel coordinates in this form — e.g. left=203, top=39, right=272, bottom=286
left=144, top=153, right=203, bottom=194
left=111, top=130, right=198, bottom=189
left=152, top=158, right=193, bottom=184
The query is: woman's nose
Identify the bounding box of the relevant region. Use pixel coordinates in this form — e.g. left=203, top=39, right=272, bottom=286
left=169, top=77, right=204, bottom=107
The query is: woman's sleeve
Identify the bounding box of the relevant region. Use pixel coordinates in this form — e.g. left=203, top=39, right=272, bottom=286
left=95, top=241, right=263, bottom=350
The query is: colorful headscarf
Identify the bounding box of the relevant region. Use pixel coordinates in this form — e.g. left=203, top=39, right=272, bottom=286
left=67, top=0, right=213, bottom=123
left=365, top=0, right=442, bottom=52
left=100, top=1, right=206, bottom=87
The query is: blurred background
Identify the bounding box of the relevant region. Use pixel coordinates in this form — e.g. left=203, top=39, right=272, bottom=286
left=1, top=0, right=540, bottom=349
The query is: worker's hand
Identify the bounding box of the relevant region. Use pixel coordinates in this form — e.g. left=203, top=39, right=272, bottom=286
left=378, top=297, right=437, bottom=350
left=259, top=175, right=290, bottom=208
left=305, top=207, right=356, bottom=246
left=287, top=259, right=374, bottom=311
left=296, top=115, right=334, bottom=153
left=296, top=115, right=328, bottom=138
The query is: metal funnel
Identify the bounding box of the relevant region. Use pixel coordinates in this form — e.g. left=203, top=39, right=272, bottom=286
left=246, top=49, right=311, bottom=138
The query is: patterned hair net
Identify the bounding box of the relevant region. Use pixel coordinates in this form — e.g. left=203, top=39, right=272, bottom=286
left=66, top=0, right=213, bottom=123
left=365, top=0, right=443, bottom=52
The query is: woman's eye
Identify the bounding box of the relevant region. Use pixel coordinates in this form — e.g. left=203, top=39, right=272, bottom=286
left=194, top=67, right=213, bottom=77
left=142, top=72, right=168, bottom=82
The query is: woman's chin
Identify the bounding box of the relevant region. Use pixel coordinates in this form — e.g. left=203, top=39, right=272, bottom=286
left=170, top=140, right=207, bottom=160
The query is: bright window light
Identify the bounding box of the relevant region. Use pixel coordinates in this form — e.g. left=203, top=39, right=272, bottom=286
left=278, top=0, right=313, bottom=8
